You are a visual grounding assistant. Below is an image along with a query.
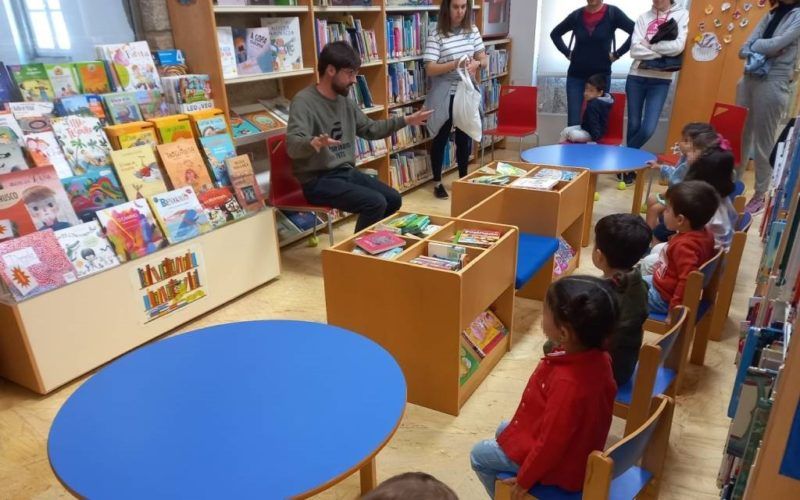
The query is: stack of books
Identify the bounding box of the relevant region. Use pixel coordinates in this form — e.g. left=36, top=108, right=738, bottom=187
left=388, top=106, right=428, bottom=151
left=315, top=16, right=380, bottom=64
left=348, top=75, right=375, bottom=109
left=462, top=309, right=508, bottom=358
left=453, top=228, right=502, bottom=248
left=389, top=149, right=432, bottom=190
left=387, top=12, right=429, bottom=59
left=387, top=60, right=426, bottom=104
left=480, top=48, right=509, bottom=81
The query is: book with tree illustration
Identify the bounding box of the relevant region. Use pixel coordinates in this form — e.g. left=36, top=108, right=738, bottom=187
left=51, top=116, right=113, bottom=174
left=224, top=154, right=263, bottom=213
left=157, top=139, right=214, bottom=195
left=199, top=134, right=235, bottom=186
left=54, top=221, right=120, bottom=278
left=0, top=165, right=80, bottom=233
left=110, top=144, right=167, bottom=200
left=61, top=168, right=127, bottom=223
left=150, top=187, right=213, bottom=244
left=0, top=229, right=77, bottom=301
left=96, top=198, right=166, bottom=262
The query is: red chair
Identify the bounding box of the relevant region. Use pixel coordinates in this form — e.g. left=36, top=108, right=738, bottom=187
left=481, top=85, right=538, bottom=166
left=267, top=134, right=335, bottom=246
left=597, top=92, right=626, bottom=146
left=657, top=102, right=748, bottom=165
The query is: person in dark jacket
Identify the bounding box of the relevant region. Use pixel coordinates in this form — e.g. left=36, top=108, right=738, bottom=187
left=550, top=0, right=634, bottom=127
left=559, top=73, right=614, bottom=143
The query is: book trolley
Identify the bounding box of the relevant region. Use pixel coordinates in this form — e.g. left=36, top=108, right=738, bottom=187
left=322, top=213, right=517, bottom=415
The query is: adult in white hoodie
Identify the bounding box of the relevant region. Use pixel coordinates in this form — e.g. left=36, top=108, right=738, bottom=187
left=625, top=1, right=689, bottom=155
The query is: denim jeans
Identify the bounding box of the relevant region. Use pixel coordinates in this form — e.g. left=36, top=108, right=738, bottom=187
left=625, top=75, right=672, bottom=149
left=566, top=73, right=611, bottom=127
left=470, top=421, right=520, bottom=498
left=643, top=274, right=670, bottom=315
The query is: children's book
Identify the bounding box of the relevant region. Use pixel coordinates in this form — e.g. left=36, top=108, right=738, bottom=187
left=0, top=142, right=28, bottom=174
left=96, top=198, right=166, bottom=262
left=0, top=113, right=24, bottom=145
left=157, top=139, right=215, bottom=195
left=355, top=230, right=406, bottom=255
left=117, top=128, right=159, bottom=150
left=233, top=27, right=273, bottom=75
left=24, top=131, right=74, bottom=178
left=0, top=229, right=77, bottom=301
left=17, top=115, right=52, bottom=135
left=462, top=310, right=508, bottom=358
left=283, top=210, right=322, bottom=231
left=110, top=144, right=167, bottom=200
left=258, top=96, right=291, bottom=123
left=9, top=64, right=55, bottom=102
left=459, top=342, right=480, bottom=386
left=196, top=115, right=228, bottom=137
left=242, top=109, right=284, bottom=133
left=54, top=221, right=120, bottom=278
left=150, top=187, right=213, bottom=244
left=229, top=114, right=261, bottom=138
left=0, top=62, right=23, bottom=103
left=96, top=42, right=162, bottom=92
left=9, top=101, right=54, bottom=119
left=510, top=177, right=559, bottom=191
left=74, top=61, right=112, bottom=94
left=54, top=95, right=94, bottom=117
left=224, top=154, right=263, bottom=213
left=199, top=134, right=235, bottom=186
left=44, top=64, right=81, bottom=99
left=102, top=92, right=144, bottom=124
left=454, top=228, right=502, bottom=248
left=51, top=116, right=113, bottom=174
left=135, top=89, right=169, bottom=120
left=197, top=186, right=246, bottom=228
left=217, top=26, right=239, bottom=79
left=0, top=165, right=80, bottom=233
left=156, top=119, right=194, bottom=143
left=259, top=17, right=304, bottom=72
left=61, top=168, right=127, bottom=223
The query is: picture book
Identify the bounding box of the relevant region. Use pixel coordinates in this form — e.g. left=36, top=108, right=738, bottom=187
left=462, top=310, right=508, bottom=358
left=355, top=230, right=406, bottom=255
left=156, top=119, right=194, bottom=143
left=283, top=210, right=322, bottom=231
left=54, top=95, right=95, bottom=117
left=242, top=109, right=284, bottom=133
left=150, top=187, right=213, bottom=244
left=24, top=131, right=75, bottom=178
left=102, top=92, right=144, bottom=124
left=510, top=177, right=559, bottom=191
left=160, top=74, right=212, bottom=105
left=61, top=168, right=127, bottom=223
left=157, top=139, right=214, bottom=195
left=54, top=221, right=120, bottom=278
left=0, top=142, right=28, bottom=174
left=0, top=62, right=23, bottom=103
left=224, top=154, right=263, bottom=213
left=97, top=42, right=162, bottom=92
left=9, top=64, right=55, bottom=102
left=44, top=64, right=81, bottom=99
left=136, top=89, right=169, bottom=120
left=0, top=229, right=77, bottom=301
left=259, top=17, right=304, bottom=72
left=459, top=342, right=480, bottom=386
left=9, top=101, right=54, bottom=119
left=197, top=187, right=246, bottom=228
left=229, top=114, right=260, bottom=138
left=96, top=198, right=166, bottom=262
left=51, top=115, right=113, bottom=174
left=454, top=228, right=502, bottom=248
left=86, top=94, right=108, bottom=124
left=0, top=113, right=24, bottom=145
left=17, top=115, right=52, bottom=135
left=110, top=144, right=167, bottom=200
left=195, top=115, right=228, bottom=137
left=199, top=134, right=235, bottom=186
left=0, top=165, right=80, bottom=233
left=233, top=27, right=273, bottom=75
left=117, top=128, right=159, bottom=150
left=217, top=26, right=239, bottom=79
left=275, top=209, right=301, bottom=240
left=258, top=96, right=291, bottom=123
left=74, top=61, right=112, bottom=94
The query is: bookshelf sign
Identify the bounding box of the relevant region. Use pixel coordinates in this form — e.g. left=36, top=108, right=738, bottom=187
left=130, top=245, right=208, bottom=324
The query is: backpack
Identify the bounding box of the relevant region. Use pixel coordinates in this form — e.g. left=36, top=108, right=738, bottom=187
left=568, top=6, right=618, bottom=54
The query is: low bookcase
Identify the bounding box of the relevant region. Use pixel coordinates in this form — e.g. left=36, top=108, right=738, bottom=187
left=322, top=212, right=517, bottom=415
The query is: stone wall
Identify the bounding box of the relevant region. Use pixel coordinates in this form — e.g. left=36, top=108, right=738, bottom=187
left=137, top=0, right=175, bottom=50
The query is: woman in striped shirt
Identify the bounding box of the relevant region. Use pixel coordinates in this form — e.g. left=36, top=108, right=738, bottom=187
left=424, top=0, right=487, bottom=199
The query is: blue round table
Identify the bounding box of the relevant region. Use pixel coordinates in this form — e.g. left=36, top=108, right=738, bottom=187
left=48, top=320, right=406, bottom=499
left=521, top=144, right=656, bottom=246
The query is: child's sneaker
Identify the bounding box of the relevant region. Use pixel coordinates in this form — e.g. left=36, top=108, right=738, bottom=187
left=745, top=195, right=765, bottom=214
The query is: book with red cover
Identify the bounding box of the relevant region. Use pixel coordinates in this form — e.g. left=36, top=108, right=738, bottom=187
left=355, top=230, right=405, bottom=255
left=0, top=229, right=77, bottom=301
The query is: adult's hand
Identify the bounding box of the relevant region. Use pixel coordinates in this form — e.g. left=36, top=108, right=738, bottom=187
left=467, top=58, right=481, bottom=77
left=309, top=134, right=341, bottom=153
left=405, top=107, right=434, bottom=127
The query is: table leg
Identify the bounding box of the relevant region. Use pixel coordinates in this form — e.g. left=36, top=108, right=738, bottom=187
left=360, top=457, right=377, bottom=494
left=631, top=170, right=646, bottom=215
left=582, top=174, right=598, bottom=247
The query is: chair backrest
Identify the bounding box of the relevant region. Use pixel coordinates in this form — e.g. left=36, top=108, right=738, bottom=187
left=597, top=92, right=626, bottom=146
left=737, top=211, right=753, bottom=232
left=496, top=85, right=537, bottom=131
left=709, top=103, right=748, bottom=165
left=654, top=306, right=689, bottom=365
left=699, top=248, right=725, bottom=289
left=605, top=395, right=674, bottom=478
left=267, top=134, right=302, bottom=205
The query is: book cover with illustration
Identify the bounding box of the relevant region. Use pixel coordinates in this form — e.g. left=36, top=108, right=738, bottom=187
left=459, top=341, right=480, bottom=386
left=197, top=187, right=246, bottom=228
left=241, top=108, right=284, bottom=133
left=96, top=198, right=166, bottom=262
left=0, top=113, right=24, bottom=145
left=217, top=26, right=239, bottom=79
left=51, top=115, right=113, bottom=174
left=74, top=61, right=112, bottom=94
left=9, top=101, right=54, bottom=119
left=259, top=17, right=303, bottom=71
left=54, top=220, right=120, bottom=278
left=54, top=94, right=94, bottom=117
left=462, top=310, right=508, bottom=358
left=199, top=134, right=235, bottom=186
left=118, top=128, right=159, bottom=150
left=111, top=144, right=167, bottom=200
left=355, top=230, right=405, bottom=255
left=196, top=115, right=228, bottom=137
left=23, top=131, right=73, bottom=178
left=0, top=165, right=80, bottom=233
left=157, top=139, right=214, bottom=195
left=96, top=42, right=162, bottom=92
left=150, top=187, right=213, bottom=244
left=61, top=168, right=127, bottom=223
left=229, top=114, right=261, bottom=138
left=156, top=119, right=194, bottom=143
left=136, top=89, right=169, bottom=120
left=102, top=92, right=144, bottom=124
left=233, top=27, right=273, bottom=75
left=9, top=64, right=55, bottom=102
left=0, top=142, right=28, bottom=174
left=0, top=229, right=77, bottom=301
left=224, top=154, right=263, bottom=213
left=44, top=63, right=81, bottom=98
left=17, top=115, right=52, bottom=135
left=0, top=62, right=23, bottom=103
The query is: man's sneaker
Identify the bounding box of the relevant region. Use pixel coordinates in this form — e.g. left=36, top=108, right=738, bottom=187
left=745, top=195, right=766, bottom=214
left=434, top=184, right=449, bottom=199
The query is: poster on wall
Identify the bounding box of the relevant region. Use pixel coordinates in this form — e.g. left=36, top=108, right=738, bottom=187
left=130, top=245, right=207, bottom=323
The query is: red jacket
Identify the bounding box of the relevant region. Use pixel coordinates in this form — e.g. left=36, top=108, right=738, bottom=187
left=496, top=349, right=616, bottom=491
left=652, top=229, right=715, bottom=309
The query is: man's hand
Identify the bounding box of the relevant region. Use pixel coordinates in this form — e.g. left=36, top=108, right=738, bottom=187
left=501, top=477, right=528, bottom=500
left=405, top=107, right=434, bottom=127
left=309, top=134, right=341, bottom=153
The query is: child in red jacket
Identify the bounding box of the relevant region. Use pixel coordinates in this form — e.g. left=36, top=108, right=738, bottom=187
left=470, top=276, right=619, bottom=498
left=642, top=180, right=719, bottom=314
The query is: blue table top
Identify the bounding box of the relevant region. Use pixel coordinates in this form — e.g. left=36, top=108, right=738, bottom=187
left=521, top=144, right=656, bottom=173
left=48, top=320, right=407, bottom=499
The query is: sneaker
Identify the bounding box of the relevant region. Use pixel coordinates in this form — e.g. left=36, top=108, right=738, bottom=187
left=745, top=195, right=765, bottom=214
left=434, top=184, right=449, bottom=199
left=624, top=172, right=637, bottom=185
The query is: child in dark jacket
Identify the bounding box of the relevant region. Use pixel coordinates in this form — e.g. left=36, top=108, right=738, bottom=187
left=471, top=276, right=618, bottom=498
left=559, top=74, right=614, bottom=143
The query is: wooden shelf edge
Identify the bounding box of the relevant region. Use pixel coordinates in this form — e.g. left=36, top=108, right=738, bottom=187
left=314, top=5, right=382, bottom=12
left=233, top=127, right=286, bottom=147
left=388, top=96, right=426, bottom=109
left=481, top=71, right=509, bottom=83
left=225, top=68, right=315, bottom=85
left=356, top=152, right=388, bottom=166
left=387, top=54, right=425, bottom=63
left=390, top=136, right=432, bottom=155
left=484, top=38, right=512, bottom=46
left=385, top=5, right=439, bottom=12
left=214, top=5, right=310, bottom=14
left=459, top=334, right=509, bottom=408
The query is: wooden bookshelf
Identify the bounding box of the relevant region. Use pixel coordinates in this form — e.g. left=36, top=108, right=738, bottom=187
left=322, top=212, right=517, bottom=415
left=479, top=37, right=512, bottom=155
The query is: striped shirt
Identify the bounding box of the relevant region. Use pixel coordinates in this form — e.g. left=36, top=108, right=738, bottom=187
left=424, top=25, right=485, bottom=93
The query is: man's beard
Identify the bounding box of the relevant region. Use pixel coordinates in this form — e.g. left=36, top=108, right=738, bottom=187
left=333, top=81, right=352, bottom=97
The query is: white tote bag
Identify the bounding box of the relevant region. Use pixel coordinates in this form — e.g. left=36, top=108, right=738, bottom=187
left=452, top=56, right=483, bottom=142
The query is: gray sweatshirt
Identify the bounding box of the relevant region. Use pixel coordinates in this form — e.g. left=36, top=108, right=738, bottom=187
left=286, top=85, right=406, bottom=183
left=741, top=7, right=800, bottom=80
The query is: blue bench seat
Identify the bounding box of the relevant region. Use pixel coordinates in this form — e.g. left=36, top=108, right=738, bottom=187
left=496, top=467, right=653, bottom=499
left=516, top=233, right=559, bottom=290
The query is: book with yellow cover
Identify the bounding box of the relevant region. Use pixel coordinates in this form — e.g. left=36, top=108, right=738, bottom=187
left=149, top=115, right=193, bottom=143
left=118, top=128, right=159, bottom=150
left=156, top=139, right=214, bottom=195
left=110, top=144, right=168, bottom=200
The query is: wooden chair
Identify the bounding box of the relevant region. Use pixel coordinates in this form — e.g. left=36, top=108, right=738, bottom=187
left=495, top=395, right=675, bottom=500
left=615, top=307, right=689, bottom=436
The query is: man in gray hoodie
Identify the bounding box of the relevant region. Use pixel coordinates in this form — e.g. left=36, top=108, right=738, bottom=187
left=287, top=42, right=433, bottom=232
